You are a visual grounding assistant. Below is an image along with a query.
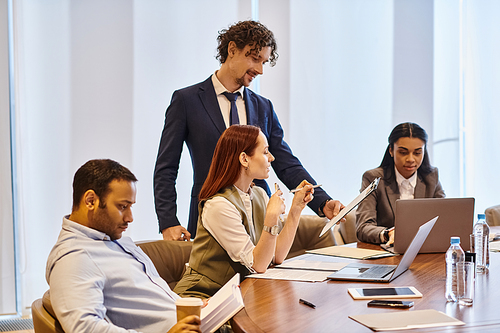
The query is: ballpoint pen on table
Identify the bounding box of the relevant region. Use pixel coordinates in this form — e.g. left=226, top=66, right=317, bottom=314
left=289, top=184, right=323, bottom=193
left=299, top=298, right=316, bottom=309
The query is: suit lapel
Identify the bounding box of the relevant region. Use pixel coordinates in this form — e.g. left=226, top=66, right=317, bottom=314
left=414, top=175, right=426, bottom=198
left=198, top=77, right=226, bottom=135
left=244, top=88, right=258, bottom=126
left=385, top=176, right=400, bottom=219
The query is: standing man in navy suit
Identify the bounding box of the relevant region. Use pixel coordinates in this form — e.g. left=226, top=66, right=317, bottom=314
left=154, top=20, right=344, bottom=240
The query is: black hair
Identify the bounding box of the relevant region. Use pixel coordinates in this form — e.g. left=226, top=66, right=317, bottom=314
left=379, top=122, right=433, bottom=181
left=216, top=20, right=278, bottom=66
left=72, top=159, right=137, bottom=211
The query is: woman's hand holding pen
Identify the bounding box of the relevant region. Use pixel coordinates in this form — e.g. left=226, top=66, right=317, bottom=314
left=267, top=185, right=286, bottom=223
left=290, top=180, right=314, bottom=212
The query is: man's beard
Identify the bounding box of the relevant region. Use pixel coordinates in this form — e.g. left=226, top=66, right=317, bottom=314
left=236, top=75, right=247, bottom=88
left=92, top=206, right=121, bottom=240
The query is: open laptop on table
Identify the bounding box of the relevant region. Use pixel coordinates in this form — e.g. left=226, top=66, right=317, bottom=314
left=388, top=198, right=475, bottom=254
left=327, top=217, right=437, bottom=283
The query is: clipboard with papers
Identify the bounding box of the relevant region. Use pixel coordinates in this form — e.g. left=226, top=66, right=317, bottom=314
left=319, top=177, right=380, bottom=237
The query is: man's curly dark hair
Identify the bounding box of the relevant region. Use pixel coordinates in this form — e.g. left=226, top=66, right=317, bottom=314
left=216, top=20, right=278, bottom=66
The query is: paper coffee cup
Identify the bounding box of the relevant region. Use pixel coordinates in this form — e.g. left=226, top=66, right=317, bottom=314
left=175, top=297, right=203, bottom=322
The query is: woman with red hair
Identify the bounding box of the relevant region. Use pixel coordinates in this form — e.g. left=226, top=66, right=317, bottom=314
left=174, top=125, right=314, bottom=298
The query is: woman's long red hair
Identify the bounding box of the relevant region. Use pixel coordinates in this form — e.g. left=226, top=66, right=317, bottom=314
left=199, top=125, right=261, bottom=201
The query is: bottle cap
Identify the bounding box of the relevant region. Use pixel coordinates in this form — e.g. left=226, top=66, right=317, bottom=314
left=450, top=236, right=460, bottom=244
left=478, top=213, right=486, bottom=219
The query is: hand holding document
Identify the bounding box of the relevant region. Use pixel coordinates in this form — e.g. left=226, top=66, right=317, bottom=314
left=319, top=177, right=380, bottom=237
left=200, top=273, right=244, bottom=333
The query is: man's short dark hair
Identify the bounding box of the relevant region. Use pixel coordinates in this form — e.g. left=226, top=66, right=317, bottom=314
left=216, top=20, right=278, bottom=66
left=72, top=159, right=137, bottom=211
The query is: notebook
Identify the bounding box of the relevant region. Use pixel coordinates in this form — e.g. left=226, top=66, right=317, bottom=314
left=327, top=217, right=437, bottom=282
left=389, top=197, right=475, bottom=254
left=349, top=309, right=465, bottom=331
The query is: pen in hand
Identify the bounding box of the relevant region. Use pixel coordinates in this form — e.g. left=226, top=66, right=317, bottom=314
left=299, top=298, right=316, bottom=309
left=290, top=184, right=322, bottom=193
left=274, top=183, right=285, bottom=223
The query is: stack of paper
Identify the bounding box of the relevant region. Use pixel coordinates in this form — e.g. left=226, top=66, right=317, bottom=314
left=349, top=309, right=465, bottom=331
left=200, top=274, right=244, bottom=333
left=307, top=246, right=395, bottom=259
left=249, top=268, right=334, bottom=282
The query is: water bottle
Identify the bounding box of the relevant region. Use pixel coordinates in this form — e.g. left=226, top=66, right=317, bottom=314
left=474, top=213, right=490, bottom=272
left=445, top=237, right=465, bottom=302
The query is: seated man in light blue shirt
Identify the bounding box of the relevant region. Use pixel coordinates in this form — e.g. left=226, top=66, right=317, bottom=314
left=46, top=159, right=201, bottom=333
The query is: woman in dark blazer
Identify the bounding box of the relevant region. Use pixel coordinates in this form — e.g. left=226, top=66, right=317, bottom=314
left=356, top=123, right=445, bottom=245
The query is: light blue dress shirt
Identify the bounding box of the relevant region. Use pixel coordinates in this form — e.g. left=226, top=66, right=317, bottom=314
left=46, top=216, right=179, bottom=333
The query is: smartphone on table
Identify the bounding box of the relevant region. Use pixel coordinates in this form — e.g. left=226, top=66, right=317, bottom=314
left=348, top=286, right=422, bottom=300
left=367, top=300, right=414, bottom=308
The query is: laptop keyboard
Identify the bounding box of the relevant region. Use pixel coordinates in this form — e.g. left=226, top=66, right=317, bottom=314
left=360, top=265, right=395, bottom=278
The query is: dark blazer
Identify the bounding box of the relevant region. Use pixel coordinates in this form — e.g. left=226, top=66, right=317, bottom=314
left=355, top=166, right=445, bottom=244
left=154, top=76, right=330, bottom=236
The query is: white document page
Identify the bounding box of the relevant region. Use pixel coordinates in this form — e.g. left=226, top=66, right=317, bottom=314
left=275, top=259, right=347, bottom=271
left=200, top=273, right=244, bottom=333
left=320, top=177, right=380, bottom=237
left=248, top=268, right=334, bottom=282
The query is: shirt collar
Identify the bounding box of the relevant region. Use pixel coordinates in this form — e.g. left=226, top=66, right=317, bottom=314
left=233, top=184, right=254, bottom=200
left=63, top=215, right=111, bottom=241
left=212, top=71, right=245, bottom=98
left=394, top=166, right=418, bottom=188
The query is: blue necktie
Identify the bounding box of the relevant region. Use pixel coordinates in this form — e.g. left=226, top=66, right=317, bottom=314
left=222, top=92, right=240, bottom=125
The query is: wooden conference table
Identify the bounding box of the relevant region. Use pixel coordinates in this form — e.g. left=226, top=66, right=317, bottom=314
left=232, top=227, right=500, bottom=333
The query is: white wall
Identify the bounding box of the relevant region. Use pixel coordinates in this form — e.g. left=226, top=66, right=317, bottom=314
left=13, top=0, right=72, bottom=315
left=433, top=0, right=461, bottom=198
left=131, top=0, right=241, bottom=239
left=287, top=0, right=394, bottom=202
left=393, top=0, right=434, bottom=135
left=462, top=0, right=500, bottom=212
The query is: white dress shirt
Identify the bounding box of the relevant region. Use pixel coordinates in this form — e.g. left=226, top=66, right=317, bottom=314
left=380, top=168, right=418, bottom=242
left=395, top=167, right=417, bottom=200
left=212, top=72, right=247, bottom=127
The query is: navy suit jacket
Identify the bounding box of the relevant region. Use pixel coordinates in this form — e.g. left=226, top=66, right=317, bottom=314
left=154, top=76, right=330, bottom=236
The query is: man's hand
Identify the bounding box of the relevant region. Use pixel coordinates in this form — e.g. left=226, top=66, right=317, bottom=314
left=167, top=315, right=201, bottom=333
left=162, top=225, right=191, bottom=241
left=323, top=200, right=346, bottom=222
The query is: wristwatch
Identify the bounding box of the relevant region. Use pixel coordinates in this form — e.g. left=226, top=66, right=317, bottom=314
left=263, top=225, right=280, bottom=236
left=383, top=229, right=390, bottom=242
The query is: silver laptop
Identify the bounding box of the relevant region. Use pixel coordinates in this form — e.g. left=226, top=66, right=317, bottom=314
left=327, top=217, right=437, bottom=283
left=390, top=198, right=475, bottom=254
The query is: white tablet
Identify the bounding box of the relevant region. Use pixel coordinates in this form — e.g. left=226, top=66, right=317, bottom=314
left=348, top=286, right=422, bottom=300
